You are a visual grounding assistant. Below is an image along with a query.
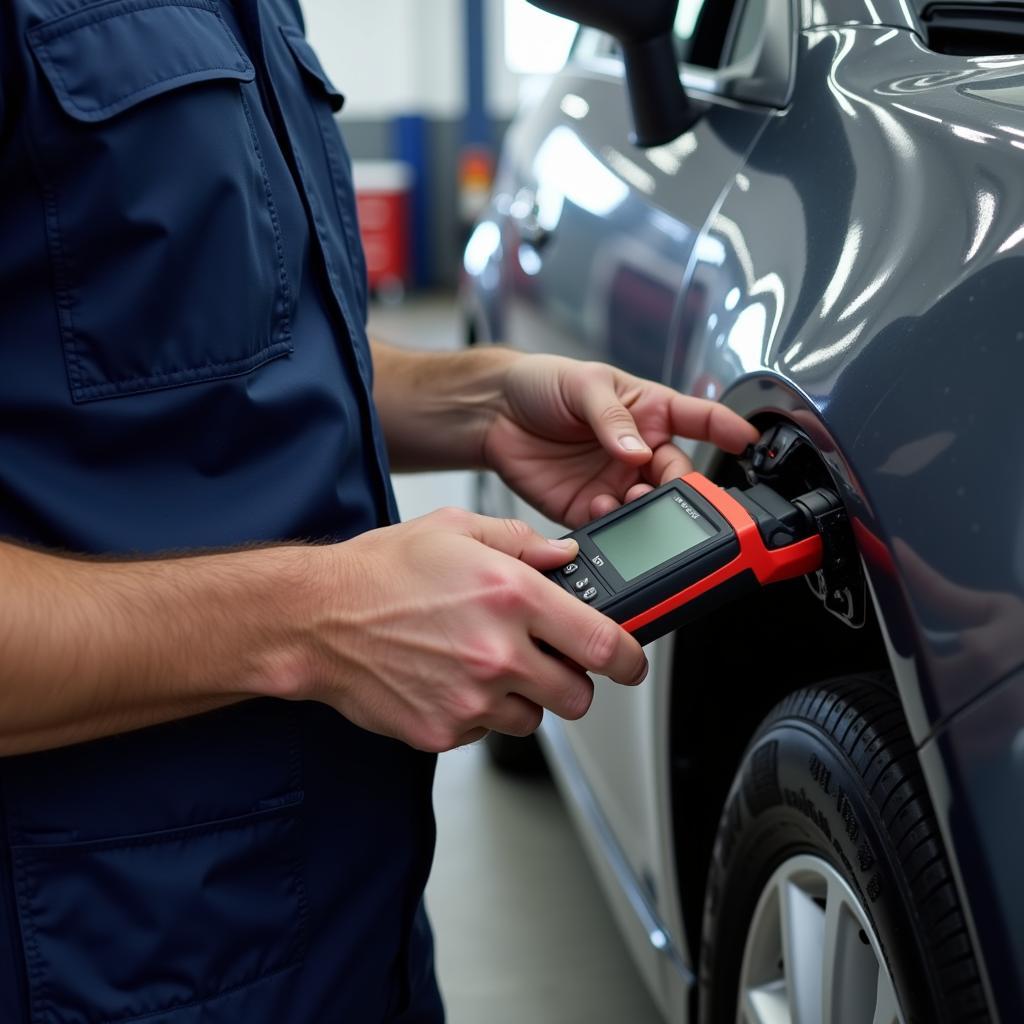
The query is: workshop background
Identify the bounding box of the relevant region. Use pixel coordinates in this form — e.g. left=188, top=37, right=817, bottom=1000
left=297, top=2, right=661, bottom=1020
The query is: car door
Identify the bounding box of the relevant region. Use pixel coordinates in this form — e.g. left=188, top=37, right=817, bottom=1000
left=492, top=0, right=797, bottom=982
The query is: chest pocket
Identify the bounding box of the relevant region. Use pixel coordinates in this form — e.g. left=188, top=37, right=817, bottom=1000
left=27, top=0, right=294, bottom=403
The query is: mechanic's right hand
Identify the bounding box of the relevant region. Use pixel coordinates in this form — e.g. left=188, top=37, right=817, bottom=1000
left=302, top=507, right=648, bottom=752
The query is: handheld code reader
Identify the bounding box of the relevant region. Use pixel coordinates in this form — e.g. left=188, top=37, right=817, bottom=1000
left=547, top=472, right=844, bottom=646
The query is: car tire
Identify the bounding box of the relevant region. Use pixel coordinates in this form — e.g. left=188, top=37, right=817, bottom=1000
left=484, top=731, right=549, bottom=776
left=699, top=676, right=989, bottom=1024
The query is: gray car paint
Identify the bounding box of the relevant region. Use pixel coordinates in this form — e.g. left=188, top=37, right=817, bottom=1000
left=924, top=665, right=1024, bottom=1021
left=465, top=2, right=1024, bottom=1019
left=679, top=23, right=1024, bottom=729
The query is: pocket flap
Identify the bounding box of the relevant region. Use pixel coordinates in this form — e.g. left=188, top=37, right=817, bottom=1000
left=281, top=25, right=345, bottom=112
left=28, top=0, right=255, bottom=123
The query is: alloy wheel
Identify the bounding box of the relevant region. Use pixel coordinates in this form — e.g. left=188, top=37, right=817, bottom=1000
left=737, top=853, right=904, bottom=1024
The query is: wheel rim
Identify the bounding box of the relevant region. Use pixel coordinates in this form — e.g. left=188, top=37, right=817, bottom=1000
left=736, top=853, right=905, bottom=1024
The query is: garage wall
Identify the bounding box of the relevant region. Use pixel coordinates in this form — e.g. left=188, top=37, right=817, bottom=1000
left=299, top=0, right=466, bottom=119
left=298, top=0, right=523, bottom=288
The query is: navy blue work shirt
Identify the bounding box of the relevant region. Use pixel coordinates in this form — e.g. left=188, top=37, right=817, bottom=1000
left=0, top=1, right=443, bottom=1021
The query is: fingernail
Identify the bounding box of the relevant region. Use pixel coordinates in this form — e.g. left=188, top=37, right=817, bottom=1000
left=620, top=435, right=649, bottom=452
left=635, top=660, right=649, bottom=684
left=549, top=538, right=578, bottom=551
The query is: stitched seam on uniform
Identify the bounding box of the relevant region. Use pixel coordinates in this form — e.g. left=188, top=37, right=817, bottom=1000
left=283, top=34, right=365, bottom=319
left=238, top=90, right=294, bottom=350
left=278, top=29, right=364, bottom=325
left=0, top=785, right=34, bottom=1022
left=15, top=817, right=290, bottom=858
left=72, top=344, right=288, bottom=389
left=286, top=104, right=360, bottom=346
left=315, top=105, right=367, bottom=304
left=285, top=706, right=302, bottom=795
left=70, top=344, right=291, bottom=402
left=46, top=64, right=251, bottom=119
left=28, top=2, right=253, bottom=120
left=16, top=109, right=85, bottom=392
left=12, top=792, right=303, bottom=855
left=304, top=174, right=359, bottom=358
left=311, top=111, right=372, bottom=360
left=31, top=0, right=219, bottom=44
left=37, top=162, right=86, bottom=394
left=289, top=859, right=311, bottom=964
left=210, top=6, right=253, bottom=69
left=11, top=853, right=48, bottom=1024
left=280, top=29, right=341, bottom=101
left=284, top=709, right=310, bottom=963
left=12, top=796, right=306, bottom=1024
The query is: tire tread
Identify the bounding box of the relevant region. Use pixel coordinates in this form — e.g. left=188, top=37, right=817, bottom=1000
left=753, top=674, right=988, bottom=1023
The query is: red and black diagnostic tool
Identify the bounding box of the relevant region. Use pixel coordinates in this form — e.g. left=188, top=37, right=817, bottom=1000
left=548, top=472, right=843, bottom=646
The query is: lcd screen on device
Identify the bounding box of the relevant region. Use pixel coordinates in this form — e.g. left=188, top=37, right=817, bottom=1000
left=592, top=493, right=718, bottom=581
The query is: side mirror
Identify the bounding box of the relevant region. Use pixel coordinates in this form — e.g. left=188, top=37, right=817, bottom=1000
left=527, top=0, right=696, bottom=147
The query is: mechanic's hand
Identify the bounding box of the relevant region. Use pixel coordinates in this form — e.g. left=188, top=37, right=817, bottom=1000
left=306, top=508, right=648, bottom=752
left=483, top=354, right=759, bottom=527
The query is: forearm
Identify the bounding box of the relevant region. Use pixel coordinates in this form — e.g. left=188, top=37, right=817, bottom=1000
left=371, top=339, right=521, bottom=472
left=0, top=540, right=317, bottom=756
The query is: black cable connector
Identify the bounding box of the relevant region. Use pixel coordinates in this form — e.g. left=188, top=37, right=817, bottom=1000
left=793, top=487, right=865, bottom=627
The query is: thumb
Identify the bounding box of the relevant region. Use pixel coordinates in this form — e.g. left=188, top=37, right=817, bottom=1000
left=459, top=512, right=579, bottom=570
left=577, top=377, right=652, bottom=463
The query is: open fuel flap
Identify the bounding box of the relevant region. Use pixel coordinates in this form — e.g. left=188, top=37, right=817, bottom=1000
left=738, top=424, right=866, bottom=629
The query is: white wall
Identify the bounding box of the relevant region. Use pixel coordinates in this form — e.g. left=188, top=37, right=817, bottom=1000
left=299, top=0, right=532, bottom=121
left=300, top=0, right=464, bottom=119
left=485, top=0, right=521, bottom=120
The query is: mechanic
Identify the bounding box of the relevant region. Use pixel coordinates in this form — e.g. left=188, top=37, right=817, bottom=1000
left=0, top=0, right=758, bottom=1020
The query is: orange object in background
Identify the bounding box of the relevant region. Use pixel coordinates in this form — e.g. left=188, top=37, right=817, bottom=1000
left=458, top=146, right=494, bottom=225
left=353, top=160, right=413, bottom=300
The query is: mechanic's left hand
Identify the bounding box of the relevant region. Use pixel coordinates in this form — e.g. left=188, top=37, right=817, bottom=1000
left=483, top=354, right=759, bottom=528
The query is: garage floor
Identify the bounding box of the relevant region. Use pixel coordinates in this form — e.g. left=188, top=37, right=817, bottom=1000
left=368, top=296, right=662, bottom=1024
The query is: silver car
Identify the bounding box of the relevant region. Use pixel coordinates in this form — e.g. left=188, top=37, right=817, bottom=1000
left=463, top=0, right=1024, bottom=1020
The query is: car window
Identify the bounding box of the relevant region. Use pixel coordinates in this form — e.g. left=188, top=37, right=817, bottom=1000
left=579, top=0, right=741, bottom=70
left=726, top=0, right=768, bottom=66
left=673, top=0, right=710, bottom=63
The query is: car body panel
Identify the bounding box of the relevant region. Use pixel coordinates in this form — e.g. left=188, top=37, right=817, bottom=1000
left=464, top=10, right=1023, bottom=1023
left=921, top=665, right=1024, bottom=1022
left=808, top=0, right=919, bottom=32
left=492, top=67, right=771, bottom=379
left=675, top=25, right=1024, bottom=733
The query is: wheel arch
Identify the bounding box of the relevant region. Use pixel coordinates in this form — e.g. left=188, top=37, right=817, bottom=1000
left=665, top=373, right=913, bottom=978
